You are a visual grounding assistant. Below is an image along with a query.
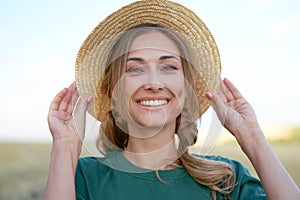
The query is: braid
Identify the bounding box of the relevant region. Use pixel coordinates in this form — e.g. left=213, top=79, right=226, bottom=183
left=177, top=108, right=235, bottom=199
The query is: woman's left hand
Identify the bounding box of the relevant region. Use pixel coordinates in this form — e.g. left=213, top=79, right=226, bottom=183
left=206, top=78, right=263, bottom=148
left=207, top=78, right=300, bottom=199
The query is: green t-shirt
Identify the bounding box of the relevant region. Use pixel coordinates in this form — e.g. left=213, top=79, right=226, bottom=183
left=75, top=152, right=266, bottom=199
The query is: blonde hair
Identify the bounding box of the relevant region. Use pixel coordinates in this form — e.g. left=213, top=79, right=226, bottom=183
left=96, top=24, right=235, bottom=199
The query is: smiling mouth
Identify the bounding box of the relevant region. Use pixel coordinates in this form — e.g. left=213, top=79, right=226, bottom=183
left=139, top=99, right=168, bottom=107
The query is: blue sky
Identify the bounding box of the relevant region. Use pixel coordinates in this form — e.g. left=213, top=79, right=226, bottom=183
left=0, top=0, right=299, bottom=142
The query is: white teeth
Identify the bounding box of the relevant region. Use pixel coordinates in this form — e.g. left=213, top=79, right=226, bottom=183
left=139, top=100, right=168, bottom=106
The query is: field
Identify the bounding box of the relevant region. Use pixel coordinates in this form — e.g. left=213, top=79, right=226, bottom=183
left=0, top=142, right=299, bottom=200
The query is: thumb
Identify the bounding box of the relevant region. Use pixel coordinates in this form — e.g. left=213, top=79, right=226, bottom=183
left=72, top=96, right=93, bottom=138
left=74, top=96, right=93, bottom=117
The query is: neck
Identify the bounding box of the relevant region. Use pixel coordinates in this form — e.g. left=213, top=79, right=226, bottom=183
left=124, top=122, right=179, bottom=170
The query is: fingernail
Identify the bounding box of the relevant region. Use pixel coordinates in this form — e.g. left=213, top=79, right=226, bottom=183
left=87, top=96, right=93, bottom=103
left=206, top=91, right=213, bottom=99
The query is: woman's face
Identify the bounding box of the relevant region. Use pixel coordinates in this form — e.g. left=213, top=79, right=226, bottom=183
left=113, top=31, right=186, bottom=132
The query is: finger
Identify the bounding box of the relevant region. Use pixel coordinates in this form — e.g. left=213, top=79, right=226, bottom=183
left=49, top=88, right=68, bottom=112
left=58, top=82, right=76, bottom=112
left=223, top=78, right=243, bottom=100
left=206, top=91, right=226, bottom=123
left=66, top=84, right=79, bottom=114
left=75, top=96, right=92, bottom=113
left=220, top=80, right=234, bottom=102
left=210, top=93, right=225, bottom=113
left=73, top=96, right=93, bottom=118
left=72, top=96, right=93, bottom=136
left=48, top=110, right=72, bottom=122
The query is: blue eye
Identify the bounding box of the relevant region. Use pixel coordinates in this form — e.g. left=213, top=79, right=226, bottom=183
left=127, top=67, right=144, bottom=73
left=162, top=65, right=178, bottom=71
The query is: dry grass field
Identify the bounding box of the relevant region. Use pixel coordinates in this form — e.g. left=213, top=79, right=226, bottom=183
left=0, top=141, right=299, bottom=200
left=0, top=143, right=51, bottom=200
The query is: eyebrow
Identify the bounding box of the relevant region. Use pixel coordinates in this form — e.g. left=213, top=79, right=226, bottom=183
left=127, top=55, right=180, bottom=62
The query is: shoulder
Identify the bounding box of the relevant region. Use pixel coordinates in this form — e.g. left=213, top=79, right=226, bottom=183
left=77, top=156, right=110, bottom=173
left=193, top=154, right=251, bottom=174
left=78, top=156, right=104, bottom=165
left=199, top=154, right=250, bottom=173
left=194, top=154, right=238, bottom=163
left=76, top=156, right=114, bottom=182
left=194, top=154, right=257, bottom=182
left=75, top=157, right=112, bottom=199
left=193, top=154, right=267, bottom=199
left=77, top=156, right=101, bottom=167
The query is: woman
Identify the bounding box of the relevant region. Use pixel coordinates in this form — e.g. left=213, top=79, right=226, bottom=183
left=44, top=1, right=300, bottom=199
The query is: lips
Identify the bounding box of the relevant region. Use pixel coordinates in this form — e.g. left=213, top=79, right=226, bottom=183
left=139, top=99, right=168, bottom=107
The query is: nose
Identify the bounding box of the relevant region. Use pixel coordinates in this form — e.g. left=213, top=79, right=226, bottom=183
left=143, top=81, right=164, bottom=92
left=143, top=63, right=165, bottom=92
left=143, top=66, right=164, bottom=92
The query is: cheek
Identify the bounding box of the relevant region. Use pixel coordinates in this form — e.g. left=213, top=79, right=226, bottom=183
left=167, top=75, right=186, bottom=98
left=111, top=76, right=130, bottom=113
left=124, top=77, right=141, bottom=101
left=177, top=77, right=190, bottom=114
left=124, top=79, right=134, bottom=94
left=120, top=76, right=144, bottom=118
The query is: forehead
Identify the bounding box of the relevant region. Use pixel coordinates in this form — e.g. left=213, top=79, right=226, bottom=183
left=129, top=31, right=180, bottom=56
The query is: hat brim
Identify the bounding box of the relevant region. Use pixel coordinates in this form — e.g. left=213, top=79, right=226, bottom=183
left=75, top=0, right=221, bottom=121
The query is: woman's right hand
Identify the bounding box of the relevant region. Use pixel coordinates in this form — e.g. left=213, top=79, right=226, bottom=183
left=45, top=82, right=92, bottom=200
left=47, top=82, right=92, bottom=144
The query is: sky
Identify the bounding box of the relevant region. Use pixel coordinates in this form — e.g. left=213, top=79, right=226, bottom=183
left=0, top=0, right=299, bottom=142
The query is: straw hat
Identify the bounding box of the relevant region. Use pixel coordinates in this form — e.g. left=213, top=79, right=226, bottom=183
left=75, top=0, right=221, bottom=122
